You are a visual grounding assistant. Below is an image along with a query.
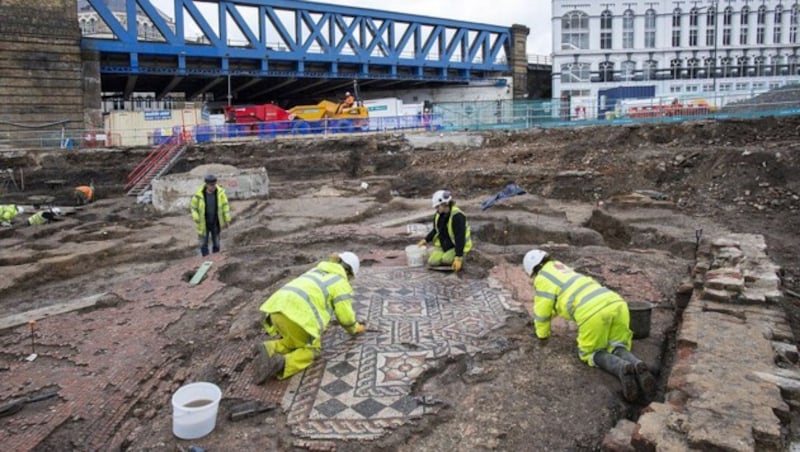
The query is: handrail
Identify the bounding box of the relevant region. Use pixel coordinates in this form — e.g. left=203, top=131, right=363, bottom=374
left=124, top=135, right=181, bottom=191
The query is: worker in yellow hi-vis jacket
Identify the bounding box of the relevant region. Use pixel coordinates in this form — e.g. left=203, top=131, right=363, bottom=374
left=522, top=249, right=657, bottom=402
left=253, top=252, right=366, bottom=383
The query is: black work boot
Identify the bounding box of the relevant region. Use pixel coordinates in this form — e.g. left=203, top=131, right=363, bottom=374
left=252, top=343, right=285, bottom=385
left=613, top=347, right=657, bottom=398
left=593, top=351, right=639, bottom=402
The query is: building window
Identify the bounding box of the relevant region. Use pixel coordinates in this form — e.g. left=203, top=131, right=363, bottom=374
left=791, top=5, right=798, bottom=44
left=719, top=83, right=732, bottom=91
left=621, top=60, right=636, bottom=81
left=687, top=57, right=700, bottom=78
left=754, top=55, right=766, bottom=76
left=774, top=5, right=783, bottom=44
left=790, top=55, right=800, bottom=75
left=670, top=58, right=682, bottom=79
left=737, top=55, right=749, bottom=77
left=721, top=56, right=733, bottom=77
left=623, top=9, right=634, bottom=49
left=642, top=60, right=657, bottom=80
left=599, top=61, right=615, bottom=82
left=645, top=9, right=657, bottom=48
left=670, top=85, right=682, bottom=93
left=600, top=10, right=613, bottom=49
left=560, top=62, right=590, bottom=83
left=735, top=82, right=749, bottom=91
left=704, top=56, right=715, bottom=78
left=723, top=7, right=733, bottom=45
left=690, top=28, right=699, bottom=46
left=672, top=8, right=682, bottom=46
left=703, top=83, right=714, bottom=92
left=757, top=5, right=767, bottom=44
left=686, top=85, right=700, bottom=92
left=740, top=6, right=750, bottom=44
left=706, top=6, right=717, bottom=46
left=561, top=10, right=589, bottom=50
left=89, top=18, right=97, bottom=34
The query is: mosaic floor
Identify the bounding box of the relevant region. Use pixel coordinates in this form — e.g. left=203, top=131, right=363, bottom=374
left=282, top=266, right=522, bottom=440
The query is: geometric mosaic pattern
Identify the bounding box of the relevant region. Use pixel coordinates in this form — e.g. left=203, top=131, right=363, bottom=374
left=283, top=267, right=522, bottom=440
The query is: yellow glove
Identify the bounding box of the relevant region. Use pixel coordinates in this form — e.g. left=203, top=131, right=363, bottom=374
left=452, top=257, right=463, bottom=272
left=417, top=239, right=427, bottom=247
left=355, top=323, right=366, bottom=334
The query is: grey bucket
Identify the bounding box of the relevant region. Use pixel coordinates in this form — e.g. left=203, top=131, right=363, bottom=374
left=628, top=301, right=653, bottom=339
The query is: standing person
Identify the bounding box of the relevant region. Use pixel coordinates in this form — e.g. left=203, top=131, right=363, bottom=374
left=0, top=205, right=24, bottom=227
left=190, top=174, right=231, bottom=256
left=522, top=249, right=657, bottom=402
left=253, top=252, right=366, bottom=383
left=27, top=207, right=63, bottom=226
left=74, top=183, right=95, bottom=205
left=416, top=189, right=472, bottom=272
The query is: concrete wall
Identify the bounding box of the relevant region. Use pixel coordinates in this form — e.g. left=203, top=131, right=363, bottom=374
left=151, top=167, right=270, bottom=213
left=0, top=0, right=86, bottom=139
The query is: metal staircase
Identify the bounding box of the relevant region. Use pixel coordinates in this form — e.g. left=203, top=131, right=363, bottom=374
left=125, top=135, right=187, bottom=197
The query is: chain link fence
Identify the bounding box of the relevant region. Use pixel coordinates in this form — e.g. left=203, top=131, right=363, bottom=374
left=1, top=85, right=799, bottom=150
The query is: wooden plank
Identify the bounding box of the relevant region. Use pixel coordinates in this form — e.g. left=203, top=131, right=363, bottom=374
left=0, top=292, right=108, bottom=331
left=190, top=261, right=214, bottom=286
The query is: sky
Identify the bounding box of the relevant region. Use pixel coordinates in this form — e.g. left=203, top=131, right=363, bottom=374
left=324, top=0, right=553, bottom=56
left=148, top=0, right=552, bottom=57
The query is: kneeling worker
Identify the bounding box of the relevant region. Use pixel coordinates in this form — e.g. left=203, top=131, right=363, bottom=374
left=74, top=183, right=95, bottom=205
left=0, top=205, right=24, bottom=227
left=28, top=207, right=63, bottom=226
left=417, top=189, right=472, bottom=272
left=253, top=252, right=366, bottom=383
left=522, top=249, right=656, bottom=402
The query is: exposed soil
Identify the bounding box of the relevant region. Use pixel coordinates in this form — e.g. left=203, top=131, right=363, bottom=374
left=1, top=115, right=799, bottom=451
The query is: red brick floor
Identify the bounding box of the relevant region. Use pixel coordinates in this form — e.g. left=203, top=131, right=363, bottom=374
left=0, top=253, right=285, bottom=451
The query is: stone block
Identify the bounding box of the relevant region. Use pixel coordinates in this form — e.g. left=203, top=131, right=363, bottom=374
left=601, top=419, right=637, bottom=452
left=704, top=269, right=744, bottom=292
left=772, top=341, right=799, bottom=365
left=700, top=288, right=731, bottom=303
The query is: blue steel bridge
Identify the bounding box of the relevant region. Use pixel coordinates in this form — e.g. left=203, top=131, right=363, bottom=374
left=79, top=0, right=516, bottom=105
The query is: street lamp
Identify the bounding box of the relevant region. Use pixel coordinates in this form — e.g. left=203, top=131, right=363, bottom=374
left=711, top=0, right=719, bottom=102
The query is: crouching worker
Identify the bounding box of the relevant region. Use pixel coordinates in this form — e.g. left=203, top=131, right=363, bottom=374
left=0, top=205, right=24, bottom=227
left=522, top=249, right=656, bottom=402
left=417, top=189, right=472, bottom=272
left=253, top=252, right=366, bottom=383
left=28, top=207, right=63, bottom=226
left=74, top=183, right=95, bottom=206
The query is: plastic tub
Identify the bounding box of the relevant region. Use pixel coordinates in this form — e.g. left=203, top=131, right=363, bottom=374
left=628, top=301, right=653, bottom=339
left=405, top=245, right=425, bottom=267
left=171, top=382, right=222, bottom=440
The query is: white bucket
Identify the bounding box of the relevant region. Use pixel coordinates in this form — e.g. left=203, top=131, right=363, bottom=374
left=405, top=245, right=425, bottom=267
left=171, top=382, right=222, bottom=440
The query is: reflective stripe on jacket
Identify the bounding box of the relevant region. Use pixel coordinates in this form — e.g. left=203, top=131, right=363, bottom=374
left=532, top=260, right=623, bottom=339
left=432, top=206, right=472, bottom=255
left=259, top=261, right=359, bottom=338
left=0, top=205, right=18, bottom=222
left=190, top=185, right=231, bottom=235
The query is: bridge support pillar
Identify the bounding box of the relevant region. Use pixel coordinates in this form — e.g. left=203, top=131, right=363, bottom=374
left=0, top=0, right=86, bottom=141
left=510, top=24, right=530, bottom=100
left=82, top=49, right=103, bottom=131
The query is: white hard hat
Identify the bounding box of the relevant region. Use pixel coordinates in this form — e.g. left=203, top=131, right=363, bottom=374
left=523, top=249, right=548, bottom=276
left=431, top=189, right=452, bottom=208
left=345, top=91, right=351, bottom=96
left=51, top=207, right=62, bottom=215
left=339, top=251, right=360, bottom=277
left=16, top=206, right=24, bottom=214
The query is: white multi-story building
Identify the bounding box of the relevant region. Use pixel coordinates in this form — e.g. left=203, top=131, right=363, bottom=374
left=552, top=0, right=800, bottom=107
